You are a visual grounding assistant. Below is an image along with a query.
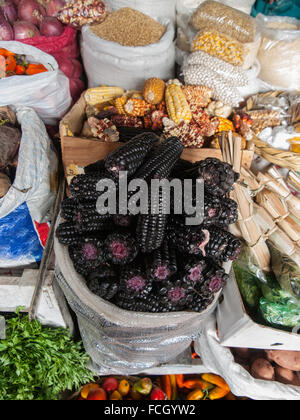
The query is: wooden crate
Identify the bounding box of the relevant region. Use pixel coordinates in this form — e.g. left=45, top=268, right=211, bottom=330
left=60, top=93, right=254, bottom=183
left=0, top=269, right=73, bottom=331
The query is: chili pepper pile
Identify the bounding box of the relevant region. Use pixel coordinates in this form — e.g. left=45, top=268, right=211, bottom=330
left=75, top=373, right=249, bottom=401
left=0, top=48, right=47, bottom=78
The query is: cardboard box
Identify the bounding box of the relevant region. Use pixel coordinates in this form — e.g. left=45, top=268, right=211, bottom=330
left=60, top=93, right=254, bottom=183
left=217, top=275, right=300, bottom=351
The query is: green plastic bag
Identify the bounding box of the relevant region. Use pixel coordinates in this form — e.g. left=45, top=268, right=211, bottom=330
left=260, top=298, right=300, bottom=329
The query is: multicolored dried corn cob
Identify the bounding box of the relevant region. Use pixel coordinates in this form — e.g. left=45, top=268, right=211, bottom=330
left=124, top=98, right=153, bottom=117
left=84, top=86, right=124, bottom=106
left=165, top=79, right=192, bottom=125
left=143, top=77, right=166, bottom=105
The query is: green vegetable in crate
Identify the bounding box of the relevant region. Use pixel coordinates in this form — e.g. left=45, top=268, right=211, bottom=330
left=260, top=298, right=300, bottom=329
left=270, top=243, right=300, bottom=303
left=0, top=312, right=93, bottom=401
left=260, top=276, right=300, bottom=307
left=233, top=263, right=262, bottom=310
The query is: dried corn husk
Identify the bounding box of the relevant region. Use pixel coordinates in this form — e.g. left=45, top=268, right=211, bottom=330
left=257, top=172, right=300, bottom=220
left=287, top=171, right=300, bottom=193
left=256, top=189, right=300, bottom=244
left=253, top=204, right=300, bottom=267
left=220, top=131, right=271, bottom=271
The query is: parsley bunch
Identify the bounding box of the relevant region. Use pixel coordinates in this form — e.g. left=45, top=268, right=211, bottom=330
left=0, top=313, right=94, bottom=400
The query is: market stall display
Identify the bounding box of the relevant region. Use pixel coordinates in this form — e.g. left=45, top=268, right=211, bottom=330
left=1, top=1, right=300, bottom=401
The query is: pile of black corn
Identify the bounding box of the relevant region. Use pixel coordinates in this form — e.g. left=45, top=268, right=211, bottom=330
left=56, top=134, right=241, bottom=313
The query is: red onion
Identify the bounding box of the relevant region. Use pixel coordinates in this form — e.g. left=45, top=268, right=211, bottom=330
left=0, top=0, right=17, bottom=24
left=56, top=57, right=82, bottom=79
left=0, top=9, right=13, bottom=39
left=46, top=0, right=65, bottom=17
left=18, top=0, right=45, bottom=27
left=14, top=19, right=39, bottom=38
left=40, top=16, right=63, bottom=36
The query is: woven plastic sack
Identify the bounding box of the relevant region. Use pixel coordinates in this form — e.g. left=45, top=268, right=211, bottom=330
left=195, top=314, right=300, bottom=400
left=20, top=27, right=84, bottom=102
left=0, top=41, right=72, bottom=125
left=257, top=15, right=300, bottom=91
left=81, top=18, right=175, bottom=90
left=0, top=107, right=58, bottom=267
left=106, top=0, right=176, bottom=23
left=54, top=226, right=221, bottom=375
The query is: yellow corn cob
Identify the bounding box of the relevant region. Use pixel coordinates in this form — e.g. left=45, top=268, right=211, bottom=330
left=214, top=117, right=235, bottom=133
left=131, top=92, right=144, bottom=100
left=124, top=98, right=152, bottom=117
left=165, top=79, right=192, bottom=125
left=143, top=77, right=166, bottom=105
left=114, top=96, right=128, bottom=115
left=84, top=86, right=124, bottom=106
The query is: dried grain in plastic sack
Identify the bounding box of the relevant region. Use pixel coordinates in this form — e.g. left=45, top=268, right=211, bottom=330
left=192, top=30, right=245, bottom=67
left=257, top=15, right=300, bottom=91
left=184, top=64, right=243, bottom=107
left=192, top=0, right=257, bottom=43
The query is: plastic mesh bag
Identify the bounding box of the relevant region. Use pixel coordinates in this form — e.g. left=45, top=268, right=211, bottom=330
left=192, top=1, right=257, bottom=43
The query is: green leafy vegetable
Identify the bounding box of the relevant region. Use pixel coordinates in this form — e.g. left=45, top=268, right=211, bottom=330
left=260, top=298, right=300, bottom=329
left=0, top=313, right=94, bottom=400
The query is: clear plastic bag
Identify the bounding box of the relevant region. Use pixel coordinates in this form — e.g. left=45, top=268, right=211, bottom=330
left=0, top=42, right=72, bottom=125
left=257, top=15, right=300, bottom=91
left=192, top=0, right=257, bottom=43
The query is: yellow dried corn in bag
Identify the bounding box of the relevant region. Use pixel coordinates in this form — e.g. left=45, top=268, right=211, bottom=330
left=192, top=30, right=244, bottom=67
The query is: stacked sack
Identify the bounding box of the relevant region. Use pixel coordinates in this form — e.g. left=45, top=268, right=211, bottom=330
left=182, top=1, right=261, bottom=108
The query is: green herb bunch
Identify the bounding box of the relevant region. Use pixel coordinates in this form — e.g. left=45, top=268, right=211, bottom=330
left=0, top=313, right=94, bottom=400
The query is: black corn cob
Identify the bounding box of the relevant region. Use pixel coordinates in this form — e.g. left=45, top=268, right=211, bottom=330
left=114, top=292, right=169, bottom=313
left=87, top=266, right=119, bottom=301
left=69, top=238, right=106, bottom=277
left=105, top=132, right=159, bottom=178
left=119, top=263, right=152, bottom=298
left=206, top=226, right=242, bottom=262
left=74, top=206, right=114, bottom=233
left=145, top=241, right=177, bottom=282
left=182, top=255, right=207, bottom=287
left=56, top=221, right=82, bottom=246
left=84, top=159, right=106, bottom=174
left=136, top=188, right=168, bottom=253
left=171, top=158, right=195, bottom=179
left=203, top=195, right=223, bottom=226
left=134, top=137, right=184, bottom=181
left=118, top=127, right=160, bottom=143
left=158, top=279, right=194, bottom=311
left=189, top=289, right=215, bottom=312
left=105, top=232, right=138, bottom=265
left=113, top=213, right=135, bottom=228
left=201, top=262, right=229, bottom=293
left=217, top=198, right=238, bottom=227
left=69, top=172, right=115, bottom=200
left=167, top=217, right=210, bottom=256
left=184, top=158, right=239, bottom=197
left=60, top=197, right=79, bottom=221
